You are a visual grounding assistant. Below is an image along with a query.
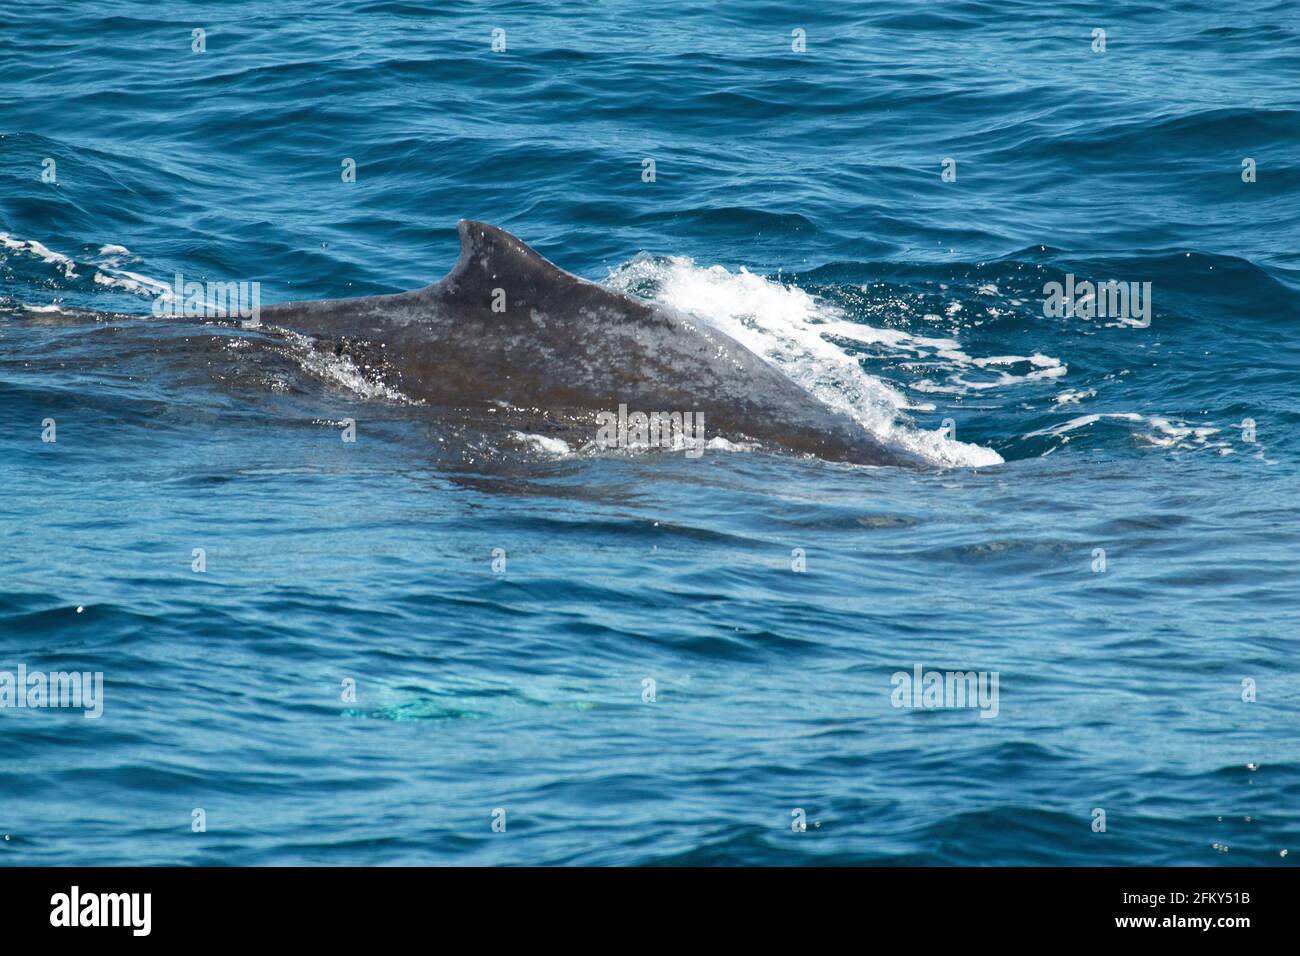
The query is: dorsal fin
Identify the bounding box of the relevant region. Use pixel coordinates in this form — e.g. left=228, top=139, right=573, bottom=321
left=432, top=220, right=574, bottom=298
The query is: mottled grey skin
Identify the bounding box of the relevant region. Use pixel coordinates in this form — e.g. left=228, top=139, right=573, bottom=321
left=260, top=220, right=923, bottom=466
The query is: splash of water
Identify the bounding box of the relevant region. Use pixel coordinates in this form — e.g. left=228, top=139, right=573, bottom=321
left=606, top=254, right=1005, bottom=467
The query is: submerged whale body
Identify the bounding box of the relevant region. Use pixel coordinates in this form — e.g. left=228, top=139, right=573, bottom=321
left=259, top=220, right=924, bottom=467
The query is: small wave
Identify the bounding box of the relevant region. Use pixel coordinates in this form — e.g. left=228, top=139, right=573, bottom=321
left=1027, top=412, right=1236, bottom=454
left=0, top=233, right=79, bottom=279
left=91, top=269, right=174, bottom=299
left=820, top=317, right=1068, bottom=396
left=0, top=230, right=172, bottom=301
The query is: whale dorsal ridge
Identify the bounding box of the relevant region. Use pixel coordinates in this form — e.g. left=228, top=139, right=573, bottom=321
left=433, top=220, right=574, bottom=298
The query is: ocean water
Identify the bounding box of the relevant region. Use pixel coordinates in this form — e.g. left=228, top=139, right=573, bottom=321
left=2, top=1, right=1298, bottom=865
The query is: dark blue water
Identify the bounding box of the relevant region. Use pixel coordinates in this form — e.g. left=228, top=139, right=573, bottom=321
left=2, top=1, right=1298, bottom=865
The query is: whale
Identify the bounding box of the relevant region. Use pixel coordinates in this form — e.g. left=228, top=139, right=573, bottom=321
left=251, top=221, right=924, bottom=467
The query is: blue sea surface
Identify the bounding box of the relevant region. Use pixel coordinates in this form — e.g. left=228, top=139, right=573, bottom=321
left=1, top=1, right=1298, bottom=865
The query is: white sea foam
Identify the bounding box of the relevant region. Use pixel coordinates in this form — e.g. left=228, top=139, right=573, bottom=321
left=606, top=255, right=1003, bottom=467
left=511, top=432, right=572, bottom=456
left=1052, top=387, right=1096, bottom=407
left=281, top=331, right=412, bottom=403
left=1027, top=412, right=1233, bottom=452
left=705, top=436, right=760, bottom=452
left=0, top=233, right=79, bottom=278
left=92, top=269, right=174, bottom=298
left=1, top=231, right=170, bottom=296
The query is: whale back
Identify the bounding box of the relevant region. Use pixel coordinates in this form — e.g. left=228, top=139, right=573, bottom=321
left=258, top=221, right=922, bottom=466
